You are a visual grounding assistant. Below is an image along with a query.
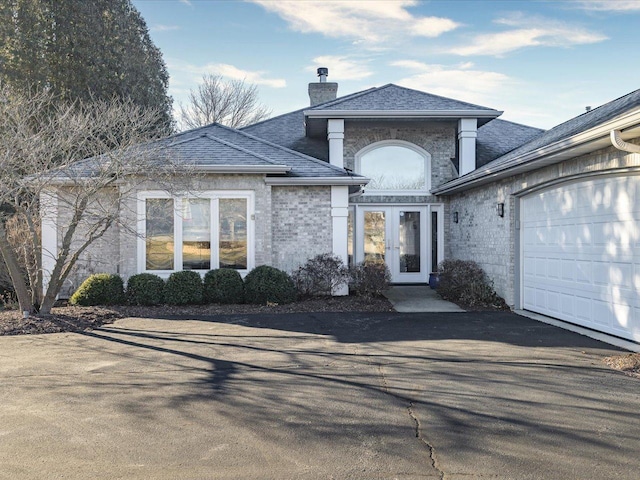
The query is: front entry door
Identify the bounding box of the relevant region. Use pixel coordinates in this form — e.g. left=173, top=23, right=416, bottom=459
left=356, top=206, right=433, bottom=283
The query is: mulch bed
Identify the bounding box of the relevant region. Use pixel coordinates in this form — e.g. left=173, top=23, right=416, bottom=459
left=0, top=296, right=394, bottom=336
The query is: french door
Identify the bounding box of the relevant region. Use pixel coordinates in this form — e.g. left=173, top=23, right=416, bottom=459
left=354, top=205, right=443, bottom=283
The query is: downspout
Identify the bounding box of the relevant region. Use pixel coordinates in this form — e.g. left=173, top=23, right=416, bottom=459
left=610, top=130, right=640, bottom=153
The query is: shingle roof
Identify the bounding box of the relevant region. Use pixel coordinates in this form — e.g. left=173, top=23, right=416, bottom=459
left=49, top=122, right=361, bottom=180
left=479, top=88, right=640, bottom=172
left=241, top=108, right=329, bottom=161
left=476, top=119, right=545, bottom=168
left=432, top=87, right=640, bottom=194
left=310, top=84, right=500, bottom=113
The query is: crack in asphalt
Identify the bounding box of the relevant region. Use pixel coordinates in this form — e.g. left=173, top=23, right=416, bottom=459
left=408, top=401, right=445, bottom=480
left=375, top=362, right=445, bottom=480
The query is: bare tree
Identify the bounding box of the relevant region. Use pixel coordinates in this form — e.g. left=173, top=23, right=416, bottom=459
left=179, top=74, right=271, bottom=130
left=0, top=84, right=183, bottom=315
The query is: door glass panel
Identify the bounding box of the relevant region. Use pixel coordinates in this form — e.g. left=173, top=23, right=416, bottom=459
left=146, top=198, right=174, bottom=270
left=399, top=211, right=420, bottom=273
left=431, top=211, right=438, bottom=272
left=364, top=211, right=385, bottom=263
left=182, top=198, right=211, bottom=270
left=219, top=198, right=247, bottom=269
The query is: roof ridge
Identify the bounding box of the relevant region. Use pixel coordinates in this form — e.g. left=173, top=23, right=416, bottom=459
left=202, top=133, right=283, bottom=166
left=389, top=83, right=499, bottom=111
left=481, top=118, right=546, bottom=132
left=309, top=85, right=382, bottom=110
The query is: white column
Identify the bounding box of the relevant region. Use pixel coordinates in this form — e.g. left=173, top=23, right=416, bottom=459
left=40, top=190, right=58, bottom=296
left=331, top=185, right=349, bottom=296
left=327, top=119, right=344, bottom=169
left=458, top=118, right=477, bottom=176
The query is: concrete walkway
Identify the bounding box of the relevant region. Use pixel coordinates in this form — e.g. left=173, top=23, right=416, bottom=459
left=383, top=285, right=465, bottom=312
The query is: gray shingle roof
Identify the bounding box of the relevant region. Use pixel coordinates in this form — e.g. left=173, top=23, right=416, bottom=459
left=48, top=122, right=361, bottom=180
left=310, top=84, right=500, bottom=113
left=432, top=87, right=640, bottom=194
left=480, top=88, right=640, bottom=172
left=241, top=108, right=329, bottom=161
left=476, top=119, right=545, bottom=168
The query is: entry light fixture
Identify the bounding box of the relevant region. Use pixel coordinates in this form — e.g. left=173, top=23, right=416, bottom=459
left=453, top=211, right=459, bottom=223
left=497, top=202, right=504, bottom=217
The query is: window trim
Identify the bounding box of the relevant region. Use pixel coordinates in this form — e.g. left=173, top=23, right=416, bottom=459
left=137, top=190, right=255, bottom=277
left=355, top=140, right=431, bottom=195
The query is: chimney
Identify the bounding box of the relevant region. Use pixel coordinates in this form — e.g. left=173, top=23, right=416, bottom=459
left=308, top=67, right=338, bottom=106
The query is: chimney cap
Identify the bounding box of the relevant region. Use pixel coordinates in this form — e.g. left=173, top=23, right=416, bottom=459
left=317, top=67, right=328, bottom=82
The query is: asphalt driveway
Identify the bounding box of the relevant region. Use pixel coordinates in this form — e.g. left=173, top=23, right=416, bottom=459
left=1, top=311, right=638, bottom=479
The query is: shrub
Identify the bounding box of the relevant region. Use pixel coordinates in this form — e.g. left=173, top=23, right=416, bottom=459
left=243, top=265, right=297, bottom=305
left=163, top=270, right=203, bottom=305
left=204, top=269, right=244, bottom=304
left=437, top=259, right=507, bottom=308
left=69, top=273, right=125, bottom=306
left=349, top=261, right=391, bottom=297
left=126, top=273, right=165, bottom=306
left=292, top=253, right=349, bottom=297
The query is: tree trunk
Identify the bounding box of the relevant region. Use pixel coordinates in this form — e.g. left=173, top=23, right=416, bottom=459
left=0, top=223, right=33, bottom=314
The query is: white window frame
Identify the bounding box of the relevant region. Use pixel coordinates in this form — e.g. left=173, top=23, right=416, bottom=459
left=137, top=190, right=255, bottom=277
left=355, top=140, right=431, bottom=195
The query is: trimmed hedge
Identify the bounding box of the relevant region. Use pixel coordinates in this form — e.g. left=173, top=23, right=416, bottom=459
left=126, top=273, right=164, bottom=306
left=70, top=273, right=125, bottom=306
left=243, top=265, right=297, bottom=305
left=204, top=269, right=244, bottom=304
left=163, top=270, right=203, bottom=305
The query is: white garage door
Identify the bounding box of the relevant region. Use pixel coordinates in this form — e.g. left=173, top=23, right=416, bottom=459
left=521, top=175, right=640, bottom=342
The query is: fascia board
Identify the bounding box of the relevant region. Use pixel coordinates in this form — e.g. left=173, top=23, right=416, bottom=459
left=432, top=109, right=640, bottom=195
left=303, top=109, right=502, bottom=119
left=265, top=176, right=370, bottom=186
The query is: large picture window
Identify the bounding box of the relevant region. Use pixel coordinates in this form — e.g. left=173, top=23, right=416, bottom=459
left=139, top=192, right=253, bottom=274
left=356, top=141, right=430, bottom=193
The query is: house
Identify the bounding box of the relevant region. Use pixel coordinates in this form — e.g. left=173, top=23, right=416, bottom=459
left=42, top=68, right=640, bottom=343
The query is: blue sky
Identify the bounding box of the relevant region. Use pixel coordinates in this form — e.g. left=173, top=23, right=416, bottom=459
left=132, top=0, right=640, bottom=129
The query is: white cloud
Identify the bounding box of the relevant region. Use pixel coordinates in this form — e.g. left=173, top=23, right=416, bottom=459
left=150, top=24, right=180, bottom=32
left=249, top=0, right=459, bottom=46
left=306, top=56, right=373, bottom=81
left=179, top=0, right=192, bottom=6
left=166, top=59, right=287, bottom=89
left=577, top=0, right=640, bottom=11
left=449, top=14, right=607, bottom=56
left=391, top=60, right=512, bottom=107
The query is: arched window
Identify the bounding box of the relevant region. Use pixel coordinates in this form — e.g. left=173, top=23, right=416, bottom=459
left=356, top=141, right=431, bottom=193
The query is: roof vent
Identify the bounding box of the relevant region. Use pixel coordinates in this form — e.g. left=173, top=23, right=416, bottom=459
left=317, top=67, right=328, bottom=83
left=585, top=106, right=592, bottom=112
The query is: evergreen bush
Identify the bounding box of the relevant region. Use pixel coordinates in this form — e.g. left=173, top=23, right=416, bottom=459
left=126, top=273, right=164, bottom=306
left=69, top=273, right=125, bottom=306
left=243, top=265, right=297, bottom=305
left=203, top=269, right=244, bottom=304
left=163, top=270, right=203, bottom=305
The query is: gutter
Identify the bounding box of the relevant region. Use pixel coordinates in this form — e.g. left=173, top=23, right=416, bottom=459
left=432, top=108, right=640, bottom=195
left=265, top=176, right=370, bottom=186
left=303, top=109, right=502, bottom=119
left=611, top=129, right=640, bottom=153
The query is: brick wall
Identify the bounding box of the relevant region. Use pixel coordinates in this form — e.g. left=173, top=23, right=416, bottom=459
left=271, top=186, right=333, bottom=272
left=343, top=120, right=458, bottom=197
left=447, top=144, right=640, bottom=306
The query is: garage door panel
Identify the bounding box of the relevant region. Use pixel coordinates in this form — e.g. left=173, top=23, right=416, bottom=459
left=521, top=175, right=640, bottom=342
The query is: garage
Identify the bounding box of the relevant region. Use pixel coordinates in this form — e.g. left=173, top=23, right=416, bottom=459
left=521, top=174, right=640, bottom=342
